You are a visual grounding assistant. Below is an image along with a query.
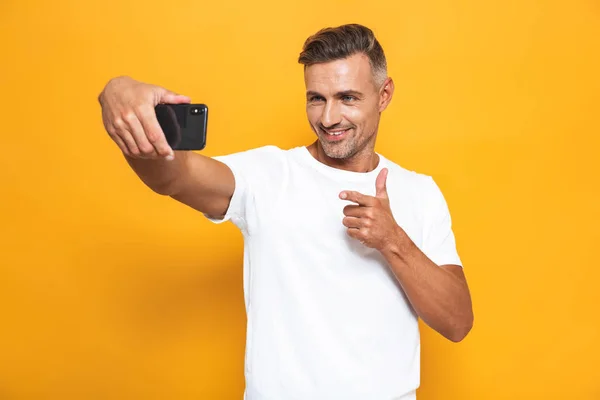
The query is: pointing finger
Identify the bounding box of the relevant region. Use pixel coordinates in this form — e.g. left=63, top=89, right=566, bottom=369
left=340, top=190, right=376, bottom=206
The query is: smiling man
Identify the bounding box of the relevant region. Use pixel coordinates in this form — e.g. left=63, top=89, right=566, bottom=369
left=98, top=23, right=473, bottom=400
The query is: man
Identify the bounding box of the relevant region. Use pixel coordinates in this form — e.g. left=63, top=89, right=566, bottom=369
left=99, top=23, right=473, bottom=400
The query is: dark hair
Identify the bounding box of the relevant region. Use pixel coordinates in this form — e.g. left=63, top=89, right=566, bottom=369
left=298, top=24, right=387, bottom=85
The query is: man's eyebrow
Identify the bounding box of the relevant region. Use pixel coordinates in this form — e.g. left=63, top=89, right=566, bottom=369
left=336, top=90, right=363, bottom=98
left=305, top=90, right=364, bottom=98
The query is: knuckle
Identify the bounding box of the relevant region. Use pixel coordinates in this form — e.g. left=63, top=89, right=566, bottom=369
left=113, top=116, right=125, bottom=129
left=146, top=130, right=161, bottom=143
left=139, top=144, right=155, bottom=154
left=122, top=111, right=137, bottom=124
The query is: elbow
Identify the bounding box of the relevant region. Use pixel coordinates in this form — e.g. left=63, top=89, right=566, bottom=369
left=448, top=314, right=474, bottom=343
left=448, top=326, right=471, bottom=343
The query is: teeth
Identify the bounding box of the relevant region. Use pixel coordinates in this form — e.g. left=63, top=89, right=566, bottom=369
left=327, top=129, right=347, bottom=136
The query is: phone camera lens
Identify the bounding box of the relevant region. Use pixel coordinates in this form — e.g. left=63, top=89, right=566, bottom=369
left=190, top=107, right=203, bottom=115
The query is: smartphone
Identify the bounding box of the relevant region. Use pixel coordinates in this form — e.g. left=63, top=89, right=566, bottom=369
left=155, top=103, right=208, bottom=150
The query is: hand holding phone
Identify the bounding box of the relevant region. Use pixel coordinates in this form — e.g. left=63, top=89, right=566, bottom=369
left=99, top=77, right=207, bottom=160
left=155, top=103, right=208, bottom=151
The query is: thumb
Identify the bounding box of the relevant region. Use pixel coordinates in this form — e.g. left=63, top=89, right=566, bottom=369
left=375, top=168, right=389, bottom=198
left=159, top=89, right=191, bottom=104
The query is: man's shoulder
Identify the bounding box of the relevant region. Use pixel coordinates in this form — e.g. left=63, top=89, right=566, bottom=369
left=382, top=155, right=434, bottom=189
left=211, top=145, right=301, bottom=185
left=380, top=155, right=448, bottom=209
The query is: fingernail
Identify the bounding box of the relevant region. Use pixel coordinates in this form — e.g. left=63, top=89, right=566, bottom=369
left=165, top=154, right=174, bottom=161
left=340, top=192, right=347, bottom=199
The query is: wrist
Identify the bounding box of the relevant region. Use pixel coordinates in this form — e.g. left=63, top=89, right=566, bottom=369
left=381, top=226, right=416, bottom=263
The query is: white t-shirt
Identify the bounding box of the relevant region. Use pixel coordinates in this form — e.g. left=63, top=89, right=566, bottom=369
left=206, top=145, right=462, bottom=400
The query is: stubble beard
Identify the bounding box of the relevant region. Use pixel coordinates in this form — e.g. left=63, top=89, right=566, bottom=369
left=319, top=136, right=357, bottom=159
left=318, top=128, right=374, bottom=161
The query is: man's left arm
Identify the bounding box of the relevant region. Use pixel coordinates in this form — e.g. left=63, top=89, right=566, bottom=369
left=380, top=239, right=473, bottom=342
left=341, top=168, right=473, bottom=342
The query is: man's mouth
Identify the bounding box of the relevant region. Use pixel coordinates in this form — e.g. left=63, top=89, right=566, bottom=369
left=321, top=127, right=351, bottom=140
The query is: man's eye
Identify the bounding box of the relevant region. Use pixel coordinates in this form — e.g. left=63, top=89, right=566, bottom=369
left=309, top=96, right=324, bottom=102
left=342, top=95, right=356, bottom=102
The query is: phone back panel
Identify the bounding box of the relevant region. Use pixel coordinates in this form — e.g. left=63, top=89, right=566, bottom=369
left=155, top=104, right=208, bottom=150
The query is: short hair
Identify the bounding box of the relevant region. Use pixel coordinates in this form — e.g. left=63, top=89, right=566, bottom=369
left=298, top=23, right=387, bottom=86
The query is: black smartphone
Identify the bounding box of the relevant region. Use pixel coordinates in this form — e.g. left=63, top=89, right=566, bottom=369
left=155, top=103, right=208, bottom=150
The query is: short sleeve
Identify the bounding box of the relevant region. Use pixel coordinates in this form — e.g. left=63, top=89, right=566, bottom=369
left=202, top=145, right=284, bottom=235
left=421, top=177, right=463, bottom=268
left=203, top=152, right=251, bottom=231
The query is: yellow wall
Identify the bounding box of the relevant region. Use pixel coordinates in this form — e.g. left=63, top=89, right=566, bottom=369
left=1, top=1, right=598, bottom=398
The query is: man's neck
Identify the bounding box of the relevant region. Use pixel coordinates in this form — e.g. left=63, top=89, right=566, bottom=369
left=307, top=140, right=380, bottom=173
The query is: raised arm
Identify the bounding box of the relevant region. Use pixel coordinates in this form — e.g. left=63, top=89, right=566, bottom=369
left=98, top=76, right=234, bottom=218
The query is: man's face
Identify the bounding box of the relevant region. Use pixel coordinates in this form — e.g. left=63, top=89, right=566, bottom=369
left=304, top=53, right=391, bottom=160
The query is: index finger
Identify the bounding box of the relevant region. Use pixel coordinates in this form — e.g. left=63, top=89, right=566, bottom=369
left=340, top=190, right=376, bottom=206
left=137, top=105, right=174, bottom=159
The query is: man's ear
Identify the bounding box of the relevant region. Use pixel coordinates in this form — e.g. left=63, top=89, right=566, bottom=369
left=378, top=77, right=394, bottom=112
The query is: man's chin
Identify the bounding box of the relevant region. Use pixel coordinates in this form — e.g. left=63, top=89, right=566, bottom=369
left=318, top=140, right=352, bottom=160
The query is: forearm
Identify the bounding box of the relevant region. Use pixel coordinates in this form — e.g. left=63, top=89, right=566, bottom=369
left=381, top=228, right=473, bottom=342
left=125, top=151, right=190, bottom=195
left=125, top=150, right=235, bottom=217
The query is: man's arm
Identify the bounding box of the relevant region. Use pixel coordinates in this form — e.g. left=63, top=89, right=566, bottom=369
left=99, top=76, right=234, bottom=217
left=380, top=240, right=473, bottom=342
left=124, top=152, right=234, bottom=218
left=341, top=168, right=474, bottom=342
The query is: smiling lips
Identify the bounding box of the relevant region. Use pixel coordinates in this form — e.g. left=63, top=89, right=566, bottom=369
left=322, top=127, right=351, bottom=141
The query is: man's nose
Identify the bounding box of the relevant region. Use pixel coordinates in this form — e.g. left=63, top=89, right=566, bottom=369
left=320, top=101, right=342, bottom=128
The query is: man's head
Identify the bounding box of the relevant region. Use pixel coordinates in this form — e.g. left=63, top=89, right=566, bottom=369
left=298, top=24, right=394, bottom=161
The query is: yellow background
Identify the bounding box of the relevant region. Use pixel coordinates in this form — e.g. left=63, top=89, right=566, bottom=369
left=1, top=0, right=599, bottom=398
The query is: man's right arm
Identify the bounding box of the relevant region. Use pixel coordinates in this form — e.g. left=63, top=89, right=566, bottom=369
left=99, top=76, right=234, bottom=218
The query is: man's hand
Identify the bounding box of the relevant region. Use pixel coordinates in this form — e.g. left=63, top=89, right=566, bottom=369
left=98, top=76, right=190, bottom=160
left=340, top=168, right=409, bottom=252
